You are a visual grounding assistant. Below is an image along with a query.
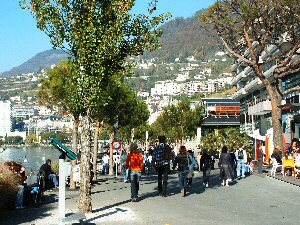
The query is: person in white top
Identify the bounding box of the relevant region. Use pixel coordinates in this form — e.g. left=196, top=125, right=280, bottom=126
left=235, top=145, right=247, bottom=179
left=102, top=153, right=110, bottom=175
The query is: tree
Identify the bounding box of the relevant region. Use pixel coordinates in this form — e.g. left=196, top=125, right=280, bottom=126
left=151, top=98, right=203, bottom=143
left=21, top=0, right=169, bottom=213
left=201, top=127, right=252, bottom=157
left=98, top=78, right=150, bottom=175
left=200, top=0, right=300, bottom=151
left=38, top=60, right=82, bottom=190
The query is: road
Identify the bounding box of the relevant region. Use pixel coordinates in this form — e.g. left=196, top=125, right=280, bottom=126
left=1, top=169, right=299, bottom=225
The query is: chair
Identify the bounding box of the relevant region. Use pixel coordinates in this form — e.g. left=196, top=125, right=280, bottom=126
left=270, top=157, right=282, bottom=176
left=282, top=158, right=296, bottom=177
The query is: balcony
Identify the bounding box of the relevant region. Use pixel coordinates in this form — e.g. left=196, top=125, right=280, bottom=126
left=244, top=77, right=263, bottom=92
left=263, top=64, right=277, bottom=79
left=231, top=88, right=247, bottom=100
left=248, top=99, right=272, bottom=115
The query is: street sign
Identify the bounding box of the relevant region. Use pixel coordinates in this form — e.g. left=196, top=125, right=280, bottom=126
left=111, top=140, right=121, bottom=150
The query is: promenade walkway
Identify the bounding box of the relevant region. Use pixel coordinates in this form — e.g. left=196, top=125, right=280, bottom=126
left=1, top=169, right=300, bottom=225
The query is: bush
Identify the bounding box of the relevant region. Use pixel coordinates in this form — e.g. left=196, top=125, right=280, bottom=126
left=0, top=169, right=19, bottom=210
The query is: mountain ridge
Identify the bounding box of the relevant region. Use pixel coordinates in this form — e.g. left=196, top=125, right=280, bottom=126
left=1, top=10, right=219, bottom=77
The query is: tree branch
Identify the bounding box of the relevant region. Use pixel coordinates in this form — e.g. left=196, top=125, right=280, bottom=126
left=220, top=37, right=254, bottom=65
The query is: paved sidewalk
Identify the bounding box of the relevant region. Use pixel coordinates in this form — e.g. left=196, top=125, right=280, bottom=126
left=1, top=169, right=300, bottom=225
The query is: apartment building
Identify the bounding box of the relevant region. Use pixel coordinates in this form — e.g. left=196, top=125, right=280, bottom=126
left=0, top=101, right=12, bottom=137
left=232, top=51, right=300, bottom=146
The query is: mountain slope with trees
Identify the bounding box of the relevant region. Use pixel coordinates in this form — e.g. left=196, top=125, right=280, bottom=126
left=144, top=9, right=221, bottom=62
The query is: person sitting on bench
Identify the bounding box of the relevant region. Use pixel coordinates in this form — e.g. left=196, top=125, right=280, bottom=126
left=39, top=159, right=58, bottom=188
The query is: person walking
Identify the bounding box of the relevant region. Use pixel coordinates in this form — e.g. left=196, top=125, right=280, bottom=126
left=152, top=135, right=174, bottom=197
left=197, top=152, right=202, bottom=172
left=219, top=146, right=232, bottom=186
left=229, top=149, right=237, bottom=179
left=257, top=143, right=264, bottom=175
left=146, top=153, right=153, bottom=175
left=235, top=145, right=247, bottom=179
left=126, top=143, right=144, bottom=202
left=102, top=152, right=110, bottom=175
left=172, top=146, right=189, bottom=197
left=120, top=149, right=129, bottom=182
left=187, top=150, right=197, bottom=187
left=200, top=150, right=212, bottom=188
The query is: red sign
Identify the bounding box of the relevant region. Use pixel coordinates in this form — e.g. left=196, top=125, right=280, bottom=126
left=111, top=140, right=121, bottom=150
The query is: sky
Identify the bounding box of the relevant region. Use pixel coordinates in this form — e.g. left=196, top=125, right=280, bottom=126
left=0, top=0, right=216, bottom=73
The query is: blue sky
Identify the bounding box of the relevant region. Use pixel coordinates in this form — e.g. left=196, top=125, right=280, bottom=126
left=0, top=0, right=215, bottom=73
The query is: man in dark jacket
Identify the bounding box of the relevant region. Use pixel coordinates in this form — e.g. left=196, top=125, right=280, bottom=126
left=200, top=150, right=212, bottom=188
left=39, top=159, right=58, bottom=188
left=152, top=135, right=174, bottom=197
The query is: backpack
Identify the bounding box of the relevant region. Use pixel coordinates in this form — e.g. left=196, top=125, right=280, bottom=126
left=237, top=150, right=244, bottom=160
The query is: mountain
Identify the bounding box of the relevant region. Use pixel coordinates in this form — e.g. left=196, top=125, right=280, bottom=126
left=1, top=10, right=219, bottom=77
left=144, top=9, right=221, bottom=62
left=1, top=49, right=69, bottom=77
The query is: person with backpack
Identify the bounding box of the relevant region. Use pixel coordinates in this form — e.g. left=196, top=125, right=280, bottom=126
left=126, top=143, right=145, bottom=202
left=200, top=149, right=212, bottom=188
left=235, top=145, right=247, bottom=179
left=152, top=135, right=174, bottom=197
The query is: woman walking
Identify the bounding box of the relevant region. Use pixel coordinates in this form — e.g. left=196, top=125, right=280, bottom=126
left=172, top=146, right=189, bottom=197
left=126, top=143, right=145, bottom=202
left=219, top=146, right=232, bottom=186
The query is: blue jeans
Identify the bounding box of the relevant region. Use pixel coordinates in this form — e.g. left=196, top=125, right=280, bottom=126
left=104, top=163, right=109, bottom=174
left=178, top=171, right=188, bottom=190
left=122, top=164, right=129, bottom=182
left=48, top=174, right=58, bottom=187
left=130, top=171, right=141, bottom=199
left=237, top=160, right=245, bottom=178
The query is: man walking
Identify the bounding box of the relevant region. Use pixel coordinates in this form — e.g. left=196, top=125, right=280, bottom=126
left=120, top=149, right=129, bottom=182
left=102, top=152, right=110, bottom=175
left=235, top=145, right=247, bottom=179
left=200, top=150, right=212, bottom=188
left=126, top=143, right=144, bottom=202
left=152, top=135, right=174, bottom=197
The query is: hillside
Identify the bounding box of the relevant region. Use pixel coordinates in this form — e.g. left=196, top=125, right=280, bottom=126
left=144, top=10, right=221, bottom=62
left=2, top=49, right=69, bottom=77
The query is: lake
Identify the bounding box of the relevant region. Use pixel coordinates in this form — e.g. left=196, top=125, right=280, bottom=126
left=0, top=146, right=61, bottom=173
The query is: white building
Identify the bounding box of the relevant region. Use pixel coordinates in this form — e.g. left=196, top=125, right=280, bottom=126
left=0, top=101, right=12, bottom=137
left=150, top=80, right=178, bottom=96
left=12, top=106, right=37, bottom=118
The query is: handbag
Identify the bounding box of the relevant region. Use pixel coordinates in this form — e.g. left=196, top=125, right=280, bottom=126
left=187, top=170, right=194, bottom=179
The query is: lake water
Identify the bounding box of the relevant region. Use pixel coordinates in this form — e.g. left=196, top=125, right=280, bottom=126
left=0, top=146, right=61, bottom=173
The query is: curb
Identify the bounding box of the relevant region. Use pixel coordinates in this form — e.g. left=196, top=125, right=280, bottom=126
left=266, top=174, right=300, bottom=187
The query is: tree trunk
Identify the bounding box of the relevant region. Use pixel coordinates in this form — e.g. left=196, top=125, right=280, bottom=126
left=78, top=110, right=92, bottom=213
left=266, top=84, right=284, bottom=151
left=92, top=121, right=99, bottom=181
left=69, top=114, right=80, bottom=190
left=109, top=132, right=114, bottom=175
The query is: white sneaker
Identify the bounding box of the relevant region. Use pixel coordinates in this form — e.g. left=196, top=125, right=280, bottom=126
left=206, top=183, right=209, bottom=188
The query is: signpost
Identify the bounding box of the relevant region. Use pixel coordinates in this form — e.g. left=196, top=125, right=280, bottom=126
left=50, top=137, right=77, bottom=222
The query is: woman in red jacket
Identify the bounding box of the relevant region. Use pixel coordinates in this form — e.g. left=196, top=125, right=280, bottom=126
left=126, top=143, right=145, bottom=202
